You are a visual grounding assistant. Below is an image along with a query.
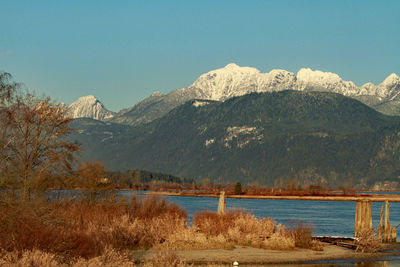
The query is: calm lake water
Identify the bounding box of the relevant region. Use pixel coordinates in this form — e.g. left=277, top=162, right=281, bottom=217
left=118, top=191, right=400, bottom=266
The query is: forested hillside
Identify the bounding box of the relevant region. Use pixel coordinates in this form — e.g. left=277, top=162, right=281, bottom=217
left=69, top=91, right=400, bottom=189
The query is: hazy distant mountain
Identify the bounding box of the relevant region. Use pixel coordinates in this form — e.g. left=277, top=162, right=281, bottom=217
left=109, top=64, right=400, bottom=125
left=69, top=91, right=400, bottom=189
left=67, top=95, right=115, bottom=121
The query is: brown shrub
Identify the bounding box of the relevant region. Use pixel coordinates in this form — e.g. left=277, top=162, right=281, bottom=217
left=128, top=195, right=187, bottom=220
left=0, top=198, right=104, bottom=258
left=193, top=210, right=239, bottom=236
left=356, top=229, right=385, bottom=253
left=192, top=210, right=294, bottom=250
left=0, top=194, right=188, bottom=259
left=288, top=220, right=313, bottom=249
left=194, top=210, right=275, bottom=237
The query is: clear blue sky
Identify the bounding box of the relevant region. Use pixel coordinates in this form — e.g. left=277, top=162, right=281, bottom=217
left=1, top=0, right=399, bottom=112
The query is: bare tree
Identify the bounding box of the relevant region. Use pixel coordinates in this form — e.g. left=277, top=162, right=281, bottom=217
left=0, top=72, right=19, bottom=165
left=0, top=72, right=80, bottom=200
left=77, top=161, right=106, bottom=190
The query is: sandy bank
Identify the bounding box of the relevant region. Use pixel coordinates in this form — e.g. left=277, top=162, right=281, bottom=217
left=131, top=244, right=399, bottom=265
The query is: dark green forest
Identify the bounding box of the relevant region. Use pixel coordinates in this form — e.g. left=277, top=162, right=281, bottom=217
left=106, top=169, right=193, bottom=188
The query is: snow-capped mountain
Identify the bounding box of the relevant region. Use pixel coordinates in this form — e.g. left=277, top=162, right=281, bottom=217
left=67, top=95, right=115, bottom=121
left=185, top=63, right=297, bottom=101
left=185, top=63, right=400, bottom=100
left=72, top=63, right=400, bottom=123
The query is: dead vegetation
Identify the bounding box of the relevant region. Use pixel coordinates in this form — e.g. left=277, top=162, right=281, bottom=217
left=355, top=229, right=386, bottom=253
left=0, top=191, right=381, bottom=266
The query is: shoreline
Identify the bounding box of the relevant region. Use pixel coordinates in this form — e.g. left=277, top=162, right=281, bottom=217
left=147, top=191, right=400, bottom=202
left=131, top=244, right=400, bottom=265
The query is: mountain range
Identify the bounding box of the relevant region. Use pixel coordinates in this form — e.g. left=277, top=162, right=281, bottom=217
left=67, top=63, right=400, bottom=124
left=64, top=64, right=400, bottom=189
left=68, top=90, right=400, bottom=189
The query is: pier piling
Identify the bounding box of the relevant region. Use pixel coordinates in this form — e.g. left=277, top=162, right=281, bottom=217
left=354, top=200, right=372, bottom=237
left=218, top=191, right=226, bottom=215
left=379, top=204, right=384, bottom=239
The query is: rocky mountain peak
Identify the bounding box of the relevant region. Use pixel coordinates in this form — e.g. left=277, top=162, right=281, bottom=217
left=382, top=73, right=400, bottom=86
left=223, top=62, right=240, bottom=69
left=150, top=91, right=164, bottom=97
left=68, top=95, right=115, bottom=121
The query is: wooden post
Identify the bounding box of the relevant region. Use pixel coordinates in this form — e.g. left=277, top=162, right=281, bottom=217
left=360, top=200, right=366, bottom=233
left=384, top=200, right=390, bottom=242
left=218, top=191, right=226, bottom=215
left=366, top=200, right=372, bottom=230
left=354, top=200, right=372, bottom=238
left=379, top=204, right=384, bottom=240
left=391, top=227, right=397, bottom=243
left=355, top=201, right=361, bottom=237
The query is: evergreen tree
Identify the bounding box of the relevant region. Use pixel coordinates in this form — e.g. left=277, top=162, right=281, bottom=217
left=234, top=182, right=242, bottom=195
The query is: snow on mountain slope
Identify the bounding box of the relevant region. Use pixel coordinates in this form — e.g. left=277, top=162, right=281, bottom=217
left=296, top=68, right=360, bottom=95
left=180, top=63, right=400, bottom=102
left=381, top=73, right=400, bottom=100
left=187, top=63, right=297, bottom=101
left=68, top=95, right=115, bottom=121
left=74, top=63, right=400, bottom=123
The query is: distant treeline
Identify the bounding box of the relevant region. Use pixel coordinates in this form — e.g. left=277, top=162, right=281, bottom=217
left=106, top=169, right=193, bottom=189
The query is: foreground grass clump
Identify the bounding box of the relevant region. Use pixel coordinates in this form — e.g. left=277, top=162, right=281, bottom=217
left=0, top=247, right=203, bottom=267
left=355, top=229, right=386, bottom=253
left=0, top=192, right=325, bottom=265
left=194, top=210, right=295, bottom=250
left=0, top=194, right=187, bottom=260
left=0, top=247, right=135, bottom=267
left=157, top=210, right=296, bottom=250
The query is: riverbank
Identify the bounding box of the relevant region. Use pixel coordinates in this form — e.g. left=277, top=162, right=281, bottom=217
left=132, top=244, right=400, bottom=265
left=147, top=191, right=400, bottom=202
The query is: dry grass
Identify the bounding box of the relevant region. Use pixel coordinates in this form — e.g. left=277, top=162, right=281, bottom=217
left=0, top=248, right=62, bottom=267
left=0, top=194, right=187, bottom=259
left=0, top=247, right=135, bottom=267
left=288, top=220, right=314, bottom=249
left=187, top=210, right=295, bottom=250
left=72, top=247, right=135, bottom=267
left=0, top=197, right=101, bottom=258
left=0, top=248, right=234, bottom=267
left=0, top=192, right=336, bottom=265
left=355, top=229, right=386, bottom=253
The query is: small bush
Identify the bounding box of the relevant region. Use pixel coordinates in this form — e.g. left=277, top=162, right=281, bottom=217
left=356, top=229, right=385, bottom=253
left=192, top=210, right=293, bottom=250
left=193, top=210, right=240, bottom=236
left=288, top=221, right=313, bottom=249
